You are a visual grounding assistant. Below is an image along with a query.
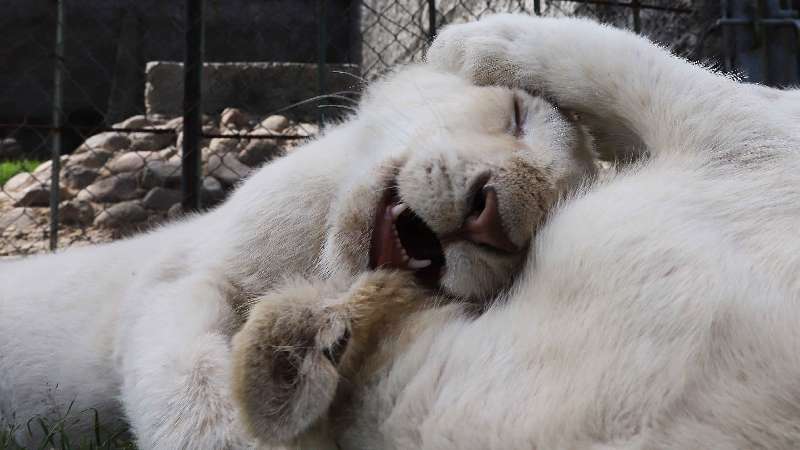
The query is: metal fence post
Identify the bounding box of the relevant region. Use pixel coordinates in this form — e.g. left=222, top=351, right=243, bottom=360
left=763, top=0, right=800, bottom=86
left=632, top=0, right=642, bottom=33
left=317, top=0, right=328, bottom=130
left=50, top=0, right=65, bottom=251
left=720, top=0, right=800, bottom=86
left=428, top=0, right=437, bottom=42
left=534, top=0, right=541, bottom=16
left=182, top=0, right=204, bottom=212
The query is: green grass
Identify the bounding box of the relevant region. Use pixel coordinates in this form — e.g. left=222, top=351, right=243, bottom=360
left=0, top=404, right=136, bottom=450
left=0, top=159, right=42, bottom=187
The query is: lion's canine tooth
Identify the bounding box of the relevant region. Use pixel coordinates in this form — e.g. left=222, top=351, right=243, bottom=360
left=408, top=258, right=432, bottom=269
left=391, top=203, right=407, bottom=219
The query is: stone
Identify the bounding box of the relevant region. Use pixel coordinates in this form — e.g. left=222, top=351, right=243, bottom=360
left=76, top=132, right=131, bottom=153
left=127, top=131, right=175, bottom=151
left=289, top=122, right=320, bottom=137
left=0, top=208, right=38, bottom=229
left=31, top=155, right=69, bottom=180
left=60, top=200, right=94, bottom=226
left=64, top=149, right=114, bottom=169
left=139, top=160, right=182, bottom=189
left=33, top=160, right=53, bottom=176
left=3, top=172, right=36, bottom=192
left=77, top=173, right=140, bottom=203
left=0, top=138, right=23, bottom=159
left=142, top=187, right=181, bottom=211
left=201, top=176, right=225, bottom=206
left=11, top=182, right=50, bottom=207
left=220, top=107, right=250, bottom=131
left=113, top=115, right=150, bottom=129
left=161, top=116, right=183, bottom=130
left=63, top=165, right=99, bottom=190
left=205, top=153, right=252, bottom=186
left=94, top=201, right=147, bottom=227
left=105, top=151, right=161, bottom=173
left=205, top=138, right=240, bottom=159
left=156, top=146, right=178, bottom=160
left=255, top=115, right=289, bottom=134
left=238, top=138, right=281, bottom=166
left=175, top=126, right=214, bottom=152
left=158, top=115, right=214, bottom=131
left=167, top=202, right=184, bottom=220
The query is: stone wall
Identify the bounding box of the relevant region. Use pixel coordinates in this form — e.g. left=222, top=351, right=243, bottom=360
left=1, top=0, right=358, bottom=154
left=145, top=62, right=360, bottom=122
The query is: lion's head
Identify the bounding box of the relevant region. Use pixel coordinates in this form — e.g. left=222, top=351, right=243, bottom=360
left=317, top=66, right=595, bottom=300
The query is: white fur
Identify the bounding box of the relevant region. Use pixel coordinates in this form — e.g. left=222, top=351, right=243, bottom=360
left=323, top=15, right=800, bottom=449
left=0, top=54, right=590, bottom=446
left=8, top=14, right=797, bottom=449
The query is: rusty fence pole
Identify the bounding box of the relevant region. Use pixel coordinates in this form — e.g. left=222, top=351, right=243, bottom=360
left=182, top=0, right=204, bottom=211
left=50, top=0, right=65, bottom=251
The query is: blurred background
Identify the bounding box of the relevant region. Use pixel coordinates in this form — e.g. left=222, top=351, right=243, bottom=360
left=1, top=0, right=798, bottom=258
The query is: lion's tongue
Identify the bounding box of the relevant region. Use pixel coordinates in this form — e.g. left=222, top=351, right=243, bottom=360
left=371, top=203, right=407, bottom=269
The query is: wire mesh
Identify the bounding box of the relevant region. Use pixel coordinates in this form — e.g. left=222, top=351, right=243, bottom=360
left=0, top=0, right=755, bottom=258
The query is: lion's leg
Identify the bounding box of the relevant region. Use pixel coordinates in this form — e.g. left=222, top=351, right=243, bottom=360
left=428, top=15, right=771, bottom=161
left=117, top=278, right=253, bottom=450
left=231, top=271, right=429, bottom=447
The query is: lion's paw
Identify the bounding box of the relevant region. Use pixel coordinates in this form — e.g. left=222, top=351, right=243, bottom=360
left=231, top=271, right=431, bottom=445
left=428, top=14, right=619, bottom=95
left=427, top=14, right=536, bottom=87
left=231, top=278, right=350, bottom=444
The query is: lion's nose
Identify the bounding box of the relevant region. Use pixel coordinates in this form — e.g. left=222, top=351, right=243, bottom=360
left=443, top=180, right=519, bottom=253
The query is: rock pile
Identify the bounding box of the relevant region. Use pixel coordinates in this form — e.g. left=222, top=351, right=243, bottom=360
left=0, top=109, right=317, bottom=256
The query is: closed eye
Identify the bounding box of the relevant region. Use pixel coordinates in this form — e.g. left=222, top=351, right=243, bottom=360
left=511, top=93, right=526, bottom=138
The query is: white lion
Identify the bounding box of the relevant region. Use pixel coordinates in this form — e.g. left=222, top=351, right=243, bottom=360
left=0, top=48, right=594, bottom=447
left=227, top=14, right=800, bottom=450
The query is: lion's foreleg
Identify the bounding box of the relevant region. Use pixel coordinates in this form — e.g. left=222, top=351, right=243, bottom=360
left=231, top=271, right=431, bottom=447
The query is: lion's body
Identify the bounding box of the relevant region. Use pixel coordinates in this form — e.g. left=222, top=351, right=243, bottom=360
left=326, top=15, right=800, bottom=449
left=341, top=159, right=800, bottom=449
left=0, top=138, right=354, bottom=447
left=5, top=13, right=800, bottom=449
left=0, top=61, right=592, bottom=447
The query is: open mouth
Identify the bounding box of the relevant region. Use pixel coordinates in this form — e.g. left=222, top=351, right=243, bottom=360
left=368, top=185, right=446, bottom=287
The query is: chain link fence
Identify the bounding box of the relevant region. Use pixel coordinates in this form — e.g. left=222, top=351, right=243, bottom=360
left=1, top=0, right=797, bottom=258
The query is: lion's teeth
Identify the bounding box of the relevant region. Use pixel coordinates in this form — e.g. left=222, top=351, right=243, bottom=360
left=391, top=203, right=407, bottom=219
left=408, top=258, right=431, bottom=269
